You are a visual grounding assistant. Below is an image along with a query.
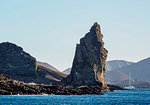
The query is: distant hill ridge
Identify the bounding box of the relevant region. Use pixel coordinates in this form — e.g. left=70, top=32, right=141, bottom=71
left=63, top=58, right=150, bottom=84
left=106, top=60, right=134, bottom=71
left=118, top=57, right=150, bottom=82
left=37, top=61, right=59, bottom=72
left=63, top=60, right=134, bottom=75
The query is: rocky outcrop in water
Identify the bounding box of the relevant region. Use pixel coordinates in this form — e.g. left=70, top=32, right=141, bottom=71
left=62, top=23, right=109, bottom=91
left=0, top=74, right=103, bottom=95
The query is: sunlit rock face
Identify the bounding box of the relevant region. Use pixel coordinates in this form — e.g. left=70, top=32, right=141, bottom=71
left=62, top=23, right=109, bottom=90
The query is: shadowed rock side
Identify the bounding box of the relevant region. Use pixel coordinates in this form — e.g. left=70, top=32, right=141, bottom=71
left=0, top=42, right=37, bottom=82
left=0, top=42, right=66, bottom=84
left=62, top=23, right=109, bottom=91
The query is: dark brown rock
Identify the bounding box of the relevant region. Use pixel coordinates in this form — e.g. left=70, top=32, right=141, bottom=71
left=107, top=84, right=124, bottom=91
left=0, top=74, right=103, bottom=95
left=62, top=23, right=109, bottom=91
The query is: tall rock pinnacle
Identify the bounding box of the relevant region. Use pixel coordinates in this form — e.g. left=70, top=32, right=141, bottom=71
left=62, top=22, right=108, bottom=90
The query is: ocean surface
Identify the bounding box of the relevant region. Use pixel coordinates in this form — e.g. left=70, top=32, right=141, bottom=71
left=0, top=89, right=150, bottom=105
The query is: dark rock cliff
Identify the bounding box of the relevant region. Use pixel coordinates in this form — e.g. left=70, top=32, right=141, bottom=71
left=62, top=23, right=109, bottom=91
left=0, top=42, right=66, bottom=84
left=0, top=42, right=37, bottom=82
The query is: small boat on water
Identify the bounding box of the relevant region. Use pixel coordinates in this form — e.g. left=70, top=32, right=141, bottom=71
left=124, top=86, right=135, bottom=90
left=124, top=72, right=135, bottom=90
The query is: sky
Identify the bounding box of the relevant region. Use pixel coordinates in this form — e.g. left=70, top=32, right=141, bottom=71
left=0, top=0, right=150, bottom=71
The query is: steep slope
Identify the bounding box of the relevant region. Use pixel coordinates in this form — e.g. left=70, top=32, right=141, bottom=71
left=0, top=42, right=66, bottom=84
left=0, top=42, right=37, bottom=83
left=37, top=61, right=59, bottom=72
left=118, top=57, right=150, bottom=82
left=62, top=23, right=109, bottom=91
left=106, top=60, right=134, bottom=71
left=36, top=65, right=67, bottom=84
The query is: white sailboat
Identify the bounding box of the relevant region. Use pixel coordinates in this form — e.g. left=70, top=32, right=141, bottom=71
left=124, top=72, right=135, bottom=90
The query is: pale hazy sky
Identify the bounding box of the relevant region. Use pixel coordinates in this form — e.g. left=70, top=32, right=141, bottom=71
left=0, top=0, right=150, bottom=71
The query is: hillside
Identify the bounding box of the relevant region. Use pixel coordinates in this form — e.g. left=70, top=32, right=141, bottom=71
left=106, top=60, right=134, bottom=71
left=0, top=42, right=66, bottom=85
left=37, top=61, right=59, bottom=72
left=36, top=65, right=67, bottom=84
left=118, top=57, right=150, bottom=82
left=105, top=70, right=129, bottom=84
left=0, top=42, right=37, bottom=83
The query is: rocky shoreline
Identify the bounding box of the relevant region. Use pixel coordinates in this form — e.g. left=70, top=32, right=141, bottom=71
left=0, top=23, right=124, bottom=95
left=0, top=74, right=104, bottom=95
left=0, top=74, right=124, bottom=95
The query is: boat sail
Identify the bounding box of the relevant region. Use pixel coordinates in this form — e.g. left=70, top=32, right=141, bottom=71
left=124, top=72, right=135, bottom=90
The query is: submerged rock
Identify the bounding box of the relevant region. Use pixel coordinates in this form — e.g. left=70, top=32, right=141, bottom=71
left=62, top=23, right=109, bottom=91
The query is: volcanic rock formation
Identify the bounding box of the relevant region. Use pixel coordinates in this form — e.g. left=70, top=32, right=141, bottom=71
left=0, top=42, right=37, bottom=82
left=0, top=74, right=103, bottom=95
left=62, top=23, right=109, bottom=90
left=0, top=42, right=66, bottom=84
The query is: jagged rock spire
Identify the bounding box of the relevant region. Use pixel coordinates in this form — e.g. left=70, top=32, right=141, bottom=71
left=62, top=23, right=109, bottom=91
left=90, top=22, right=101, bottom=32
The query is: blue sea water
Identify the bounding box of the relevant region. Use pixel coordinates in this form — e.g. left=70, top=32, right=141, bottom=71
left=0, top=89, right=150, bottom=105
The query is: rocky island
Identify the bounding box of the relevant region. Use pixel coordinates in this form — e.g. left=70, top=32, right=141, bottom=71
left=0, top=23, right=123, bottom=95
left=62, top=22, right=109, bottom=91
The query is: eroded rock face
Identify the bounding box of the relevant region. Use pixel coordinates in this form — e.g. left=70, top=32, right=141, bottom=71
left=0, top=42, right=66, bottom=84
left=62, top=23, right=108, bottom=90
left=0, top=42, right=37, bottom=82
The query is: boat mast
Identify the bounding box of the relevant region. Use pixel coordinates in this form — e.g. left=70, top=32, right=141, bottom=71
left=129, top=72, right=131, bottom=86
